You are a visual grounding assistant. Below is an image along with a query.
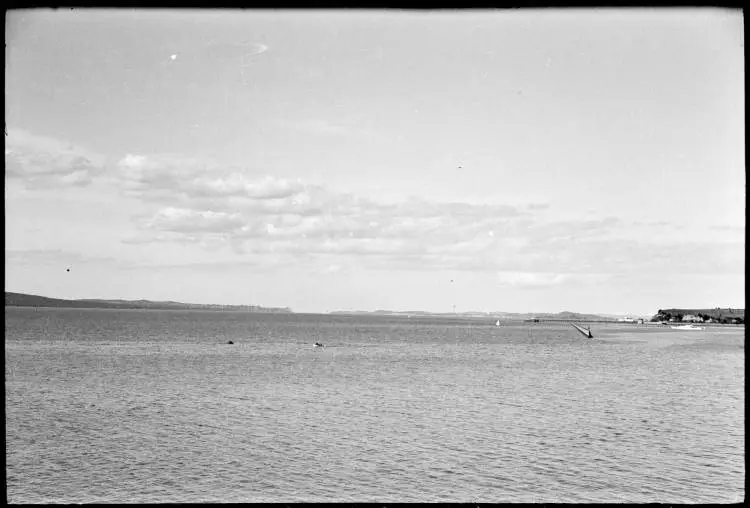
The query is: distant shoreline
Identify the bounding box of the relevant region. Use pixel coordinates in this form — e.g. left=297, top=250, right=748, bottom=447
left=6, top=291, right=744, bottom=324
left=4, top=292, right=293, bottom=313
left=330, top=310, right=639, bottom=322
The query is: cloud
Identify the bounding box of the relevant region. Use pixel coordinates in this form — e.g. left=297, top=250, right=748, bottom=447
left=5, top=248, right=126, bottom=267
left=109, top=151, right=744, bottom=282
left=116, top=257, right=290, bottom=271
left=526, top=202, right=550, bottom=211
left=147, top=207, right=245, bottom=234
left=496, top=272, right=570, bottom=289
left=5, top=128, right=104, bottom=188
left=495, top=271, right=615, bottom=289
left=115, top=156, right=539, bottom=266
left=512, top=236, right=745, bottom=276
left=125, top=182, right=534, bottom=260
left=116, top=154, right=306, bottom=204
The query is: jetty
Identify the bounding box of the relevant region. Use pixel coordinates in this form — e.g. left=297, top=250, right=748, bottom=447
left=571, top=323, right=594, bottom=338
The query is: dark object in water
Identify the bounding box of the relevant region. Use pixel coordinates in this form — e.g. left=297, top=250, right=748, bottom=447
left=227, top=340, right=234, bottom=345
left=313, top=342, right=324, bottom=348
left=571, top=323, right=594, bottom=338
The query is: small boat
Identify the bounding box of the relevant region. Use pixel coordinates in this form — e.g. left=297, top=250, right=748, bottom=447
left=670, top=324, right=705, bottom=330
left=313, top=342, right=324, bottom=348
left=495, top=320, right=500, bottom=326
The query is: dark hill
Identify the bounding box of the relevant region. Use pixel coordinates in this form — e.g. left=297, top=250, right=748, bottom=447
left=5, top=292, right=292, bottom=313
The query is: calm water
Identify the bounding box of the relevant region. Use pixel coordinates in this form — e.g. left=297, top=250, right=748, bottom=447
left=5, top=308, right=744, bottom=503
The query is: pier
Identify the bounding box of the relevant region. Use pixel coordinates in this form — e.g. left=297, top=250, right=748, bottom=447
left=571, top=323, right=594, bottom=338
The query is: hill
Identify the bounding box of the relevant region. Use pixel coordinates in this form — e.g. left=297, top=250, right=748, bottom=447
left=330, top=309, right=616, bottom=321
left=5, top=292, right=293, bottom=313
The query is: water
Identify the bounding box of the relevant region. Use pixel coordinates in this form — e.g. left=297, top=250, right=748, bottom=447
left=5, top=308, right=744, bottom=503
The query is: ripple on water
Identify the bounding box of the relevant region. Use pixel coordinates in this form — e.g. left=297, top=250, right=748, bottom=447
left=5, top=309, right=745, bottom=503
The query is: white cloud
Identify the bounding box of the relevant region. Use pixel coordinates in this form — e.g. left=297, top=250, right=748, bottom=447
left=5, top=128, right=104, bottom=188
left=125, top=181, right=536, bottom=263
left=103, top=151, right=745, bottom=279
left=5, top=248, right=127, bottom=268
left=496, top=272, right=569, bottom=288
left=116, top=154, right=305, bottom=203
left=147, top=207, right=245, bottom=233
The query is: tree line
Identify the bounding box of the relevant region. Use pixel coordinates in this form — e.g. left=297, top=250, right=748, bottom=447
left=651, top=309, right=744, bottom=324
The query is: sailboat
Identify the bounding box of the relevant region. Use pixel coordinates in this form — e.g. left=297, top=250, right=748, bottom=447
left=495, top=320, right=500, bottom=326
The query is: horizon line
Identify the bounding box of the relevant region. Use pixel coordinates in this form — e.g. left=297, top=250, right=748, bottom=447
left=6, top=290, right=743, bottom=317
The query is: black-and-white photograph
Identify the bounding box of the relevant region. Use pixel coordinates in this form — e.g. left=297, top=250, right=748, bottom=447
left=5, top=8, right=744, bottom=503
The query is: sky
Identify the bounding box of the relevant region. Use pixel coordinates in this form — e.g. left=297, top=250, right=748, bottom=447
left=5, top=8, right=745, bottom=315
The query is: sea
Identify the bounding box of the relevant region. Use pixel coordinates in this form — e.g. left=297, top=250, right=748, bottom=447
left=5, top=307, right=745, bottom=503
